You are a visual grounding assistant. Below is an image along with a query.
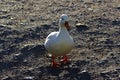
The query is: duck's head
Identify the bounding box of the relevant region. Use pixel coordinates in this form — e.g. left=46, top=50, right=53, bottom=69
left=59, top=14, right=70, bottom=30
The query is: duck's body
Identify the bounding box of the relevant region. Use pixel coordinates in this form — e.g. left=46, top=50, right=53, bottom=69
left=44, top=14, right=74, bottom=67
left=45, top=27, right=74, bottom=56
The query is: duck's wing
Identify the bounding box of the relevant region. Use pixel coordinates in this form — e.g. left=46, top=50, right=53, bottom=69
left=46, top=32, right=58, bottom=40
left=44, top=32, right=58, bottom=51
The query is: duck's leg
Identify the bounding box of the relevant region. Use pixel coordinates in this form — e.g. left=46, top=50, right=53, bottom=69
left=51, top=55, right=59, bottom=67
left=60, top=55, right=69, bottom=64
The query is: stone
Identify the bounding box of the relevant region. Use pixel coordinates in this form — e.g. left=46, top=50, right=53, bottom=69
left=76, top=23, right=89, bottom=31
left=2, top=76, right=12, bottom=80
left=23, top=76, right=34, bottom=80
left=80, top=70, right=91, bottom=80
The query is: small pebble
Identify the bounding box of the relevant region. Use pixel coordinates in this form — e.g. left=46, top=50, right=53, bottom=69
left=76, top=23, right=89, bottom=31
left=2, top=76, right=12, bottom=80
left=23, top=76, right=34, bottom=80
left=100, top=71, right=111, bottom=77
left=76, top=23, right=83, bottom=27
left=116, top=68, right=120, bottom=71
left=80, top=70, right=91, bottom=80
left=88, top=8, right=93, bottom=11
left=98, top=59, right=108, bottom=66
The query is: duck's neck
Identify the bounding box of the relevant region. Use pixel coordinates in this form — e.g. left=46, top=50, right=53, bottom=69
left=58, top=25, right=69, bottom=36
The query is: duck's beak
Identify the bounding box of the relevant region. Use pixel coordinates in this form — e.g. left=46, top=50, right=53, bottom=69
left=65, top=22, right=70, bottom=31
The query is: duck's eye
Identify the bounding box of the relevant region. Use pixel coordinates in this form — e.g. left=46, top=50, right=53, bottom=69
left=61, top=18, right=64, bottom=20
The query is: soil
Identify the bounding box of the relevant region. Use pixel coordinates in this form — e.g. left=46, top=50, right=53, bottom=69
left=0, top=0, right=120, bottom=80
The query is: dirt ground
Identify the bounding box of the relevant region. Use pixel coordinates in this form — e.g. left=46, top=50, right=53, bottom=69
left=0, top=0, right=120, bottom=80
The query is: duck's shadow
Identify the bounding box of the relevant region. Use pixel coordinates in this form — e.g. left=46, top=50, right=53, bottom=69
left=38, top=60, right=91, bottom=80
left=39, top=66, right=80, bottom=79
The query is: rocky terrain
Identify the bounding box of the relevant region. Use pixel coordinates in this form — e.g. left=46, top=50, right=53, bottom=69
left=0, top=0, right=120, bottom=80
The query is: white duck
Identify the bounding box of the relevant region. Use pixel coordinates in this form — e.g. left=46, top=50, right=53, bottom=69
left=44, top=14, right=74, bottom=67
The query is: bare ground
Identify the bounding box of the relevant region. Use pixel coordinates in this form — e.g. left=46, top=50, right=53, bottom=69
left=0, top=0, right=120, bottom=80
